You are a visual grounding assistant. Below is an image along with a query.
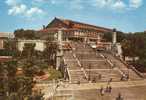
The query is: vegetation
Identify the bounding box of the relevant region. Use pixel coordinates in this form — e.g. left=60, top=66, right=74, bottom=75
left=121, top=32, right=146, bottom=72
left=43, top=43, right=57, bottom=66
left=0, top=49, right=13, bottom=56
left=104, top=31, right=146, bottom=72
left=21, top=43, right=36, bottom=58
left=48, top=68, right=62, bottom=80
left=103, top=31, right=125, bottom=42
left=14, top=29, right=38, bottom=39
left=0, top=35, right=61, bottom=99
left=14, top=29, right=56, bottom=40
left=3, top=39, right=20, bottom=57
left=0, top=60, right=42, bottom=100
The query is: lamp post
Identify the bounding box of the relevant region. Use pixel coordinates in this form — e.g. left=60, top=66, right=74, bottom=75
left=112, top=28, right=118, bottom=55
left=88, top=63, right=91, bottom=82
left=112, top=28, right=117, bottom=45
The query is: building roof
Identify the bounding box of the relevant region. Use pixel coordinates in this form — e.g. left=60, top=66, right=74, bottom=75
left=59, top=18, right=112, bottom=31
left=0, top=32, right=13, bottom=38
left=44, top=17, right=113, bottom=33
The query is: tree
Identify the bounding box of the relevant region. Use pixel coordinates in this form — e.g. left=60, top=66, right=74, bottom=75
left=121, top=32, right=146, bottom=70
left=21, top=43, right=36, bottom=58
left=103, top=32, right=112, bottom=42
left=14, top=29, right=37, bottom=39
left=6, top=61, right=17, bottom=77
left=48, top=68, right=62, bottom=80
left=43, top=43, right=57, bottom=66
left=23, top=59, right=37, bottom=77
left=103, top=31, right=125, bottom=42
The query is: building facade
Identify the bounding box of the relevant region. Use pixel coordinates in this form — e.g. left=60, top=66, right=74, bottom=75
left=16, top=17, right=114, bottom=51
left=38, top=17, right=113, bottom=43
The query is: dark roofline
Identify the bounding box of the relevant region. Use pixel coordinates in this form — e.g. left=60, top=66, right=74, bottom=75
left=46, top=17, right=70, bottom=29
left=56, top=17, right=113, bottom=32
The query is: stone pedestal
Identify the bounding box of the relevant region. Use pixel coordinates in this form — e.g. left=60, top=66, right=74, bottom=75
left=56, top=29, right=63, bottom=70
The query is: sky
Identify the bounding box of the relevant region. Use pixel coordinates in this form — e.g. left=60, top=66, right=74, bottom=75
left=0, top=0, right=146, bottom=33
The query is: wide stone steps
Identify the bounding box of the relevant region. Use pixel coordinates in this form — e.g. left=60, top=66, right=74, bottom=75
left=81, top=61, right=111, bottom=69
left=101, top=52, right=142, bottom=80
left=85, top=70, right=122, bottom=82
left=66, top=61, right=80, bottom=70
left=63, top=42, right=141, bottom=84
left=70, top=70, right=88, bottom=83
left=64, top=52, right=74, bottom=59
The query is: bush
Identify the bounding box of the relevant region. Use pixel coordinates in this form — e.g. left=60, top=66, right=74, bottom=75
left=48, top=68, right=62, bottom=80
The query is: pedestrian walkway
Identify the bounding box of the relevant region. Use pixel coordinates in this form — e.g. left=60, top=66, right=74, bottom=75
left=57, top=79, right=146, bottom=91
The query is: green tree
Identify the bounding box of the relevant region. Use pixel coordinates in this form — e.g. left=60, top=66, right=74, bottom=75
left=122, top=32, right=146, bottom=70
left=14, top=29, right=37, bottom=39
left=43, top=43, right=57, bottom=66
left=103, top=31, right=125, bottom=42
left=21, top=43, right=36, bottom=58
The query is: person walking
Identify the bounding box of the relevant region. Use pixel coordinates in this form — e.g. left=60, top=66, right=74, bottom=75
left=100, top=86, right=104, bottom=96
left=116, top=93, right=124, bottom=100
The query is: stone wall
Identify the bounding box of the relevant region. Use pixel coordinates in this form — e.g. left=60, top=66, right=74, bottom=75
left=17, top=40, right=46, bottom=51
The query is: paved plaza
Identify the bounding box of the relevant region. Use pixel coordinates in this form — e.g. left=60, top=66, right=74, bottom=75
left=54, top=85, right=146, bottom=100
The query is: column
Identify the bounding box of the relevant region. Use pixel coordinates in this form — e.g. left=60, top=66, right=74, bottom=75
left=97, top=33, right=101, bottom=44
left=56, top=29, right=63, bottom=70
left=112, top=28, right=117, bottom=44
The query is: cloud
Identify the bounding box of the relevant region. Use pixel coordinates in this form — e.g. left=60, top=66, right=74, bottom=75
left=34, top=0, right=45, bottom=2
left=35, top=0, right=143, bottom=11
left=6, top=0, right=19, bottom=6
left=33, top=0, right=60, bottom=5
left=8, top=4, right=27, bottom=15
left=92, top=0, right=109, bottom=8
left=26, top=7, right=44, bottom=17
left=70, top=0, right=84, bottom=10
left=6, top=0, right=45, bottom=18
left=5, top=0, right=144, bottom=16
left=92, top=0, right=143, bottom=11
left=92, top=0, right=127, bottom=9
left=129, top=0, right=143, bottom=8
left=112, top=1, right=126, bottom=10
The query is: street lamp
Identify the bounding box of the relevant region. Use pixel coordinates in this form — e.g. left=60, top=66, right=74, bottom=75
left=88, top=63, right=91, bottom=81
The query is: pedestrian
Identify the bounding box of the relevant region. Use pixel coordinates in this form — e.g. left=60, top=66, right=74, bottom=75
left=56, top=84, right=59, bottom=89
left=116, top=93, right=124, bottom=100
left=120, top=75, right=124, bottom=81
left=101, top=89, right=104, bottom=96
left=108, top=85, right=112, bottom=93
left=109, top=78, right=113, bottom=82
left=105, top=86, right=109, bottom=93
left=98, top=74, right=102, bottom=80
left=100, top=86, right=104, bottom=96
left=126, top=74, right=129, bottom=80
left=92, top=77, right=96, bottom=83
left=77, top=81, right=80, bottom=85
left=105, top=85, right=112, bottom=93
left=108, top=78, right=112, bottom=85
